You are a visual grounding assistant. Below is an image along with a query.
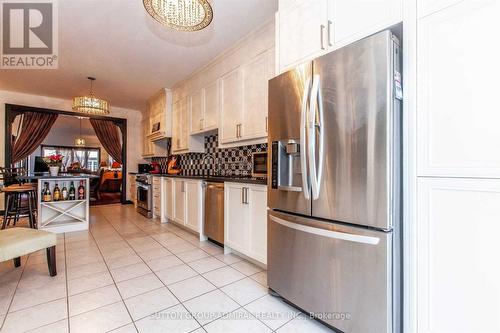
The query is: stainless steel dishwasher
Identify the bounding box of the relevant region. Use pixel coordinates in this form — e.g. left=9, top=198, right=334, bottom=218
left=204, top=182, right=224, bottom=244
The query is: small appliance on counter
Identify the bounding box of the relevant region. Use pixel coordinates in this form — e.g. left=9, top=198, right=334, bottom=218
left=150, top=162, right=161, bottom=174
left=167, top=156, right=181, bottom=175
left=138, top=163, right=152, bottom=174
left=252, top=152, right=268, bottom=178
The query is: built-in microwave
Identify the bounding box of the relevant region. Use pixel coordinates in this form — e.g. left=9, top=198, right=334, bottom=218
left=252, top=152, right=268, bottom=178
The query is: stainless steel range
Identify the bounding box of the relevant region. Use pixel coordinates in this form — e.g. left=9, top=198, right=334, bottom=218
left=135, top=174, right=152, bottom=218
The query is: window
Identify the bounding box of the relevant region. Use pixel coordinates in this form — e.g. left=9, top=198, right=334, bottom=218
left=41, top=145, right=101, bottom=172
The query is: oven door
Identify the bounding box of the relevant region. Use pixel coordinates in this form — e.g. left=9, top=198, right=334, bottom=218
left=136, top=183, right=151, bottom=211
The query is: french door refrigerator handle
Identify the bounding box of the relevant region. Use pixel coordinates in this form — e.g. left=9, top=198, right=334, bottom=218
left=269, top=215, right=380, bottom=245
left=308, top=74, right=325, bottom=200
left=300, top=77, right=312, bottom=200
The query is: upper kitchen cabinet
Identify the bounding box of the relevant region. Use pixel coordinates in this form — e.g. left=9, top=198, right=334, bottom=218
left=333, top=0, right=401, bottom=46
left=417, top=0, right=500, bottom=178
left=172, top=96, right=204, bottom=154
left=276, top=0, right=402, bottom=73
left=189, top=80, right=219, bottom=135
left=147, top=88, right=173, bottom=141
left=220, top=67, right=244, bottom=144
left=241, top=49, right=274, bottom=140
left=277, top=0, right=330, bottom=73
left=202, top=79, right=219, bottom=131
left=220, top=49, right=274, bottom=145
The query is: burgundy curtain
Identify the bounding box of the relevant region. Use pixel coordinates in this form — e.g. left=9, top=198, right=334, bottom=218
left=12, top=112, right=58, bottom=163
left=90, top=119, right=123, bottom=164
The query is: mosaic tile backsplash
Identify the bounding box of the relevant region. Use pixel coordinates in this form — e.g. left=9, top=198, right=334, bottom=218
left=151, top=134, right=267, bottom=177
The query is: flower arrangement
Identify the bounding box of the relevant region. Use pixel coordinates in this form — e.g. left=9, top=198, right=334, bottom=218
left=43, top=154, right=64, bottom=167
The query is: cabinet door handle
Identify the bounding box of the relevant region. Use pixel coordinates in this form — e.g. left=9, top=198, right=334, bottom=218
left=327, top=20, right=333, bottom=47
left=241, top=187, right=245, bottom=203
left=245, top=188, right=249, bottom=204
left=200, top=118, right=203, bottom=130
left=265, top=116, right=268, bottom=133
left=320, top=24, right=326, bottom=50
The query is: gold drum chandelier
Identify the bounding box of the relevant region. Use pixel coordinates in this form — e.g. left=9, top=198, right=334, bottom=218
left=72, top=77, right=110, bottom=115
left=143, top=0, right=213, bottom=32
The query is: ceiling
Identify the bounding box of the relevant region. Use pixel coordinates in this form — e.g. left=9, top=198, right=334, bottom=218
left=0, top=0, right=277, bottom=111
left=50, top=115, right=95, bottom=136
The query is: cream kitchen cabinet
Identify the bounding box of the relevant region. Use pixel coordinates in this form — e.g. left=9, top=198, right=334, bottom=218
left=332, top=0, right=401, bottom=47
left=163, top=177, right=173, bottom=221
left=189, top=89, right=204, bottom=134
left=152, top=176, right=161, bottom=219
left=172, top=97, right=204, bottom=154
left=173, top=178, right=186, bottom=224
left=241, top=49, right=274, bottom=140
left=184, top=180, right=203, bottom=233
left=171, top=178, right=203, bottom=234
left=417, top=177, right=500, bottom=332
left=277, top=0, right=331, bottom=73
left=220, top=49, right=273, bottom=145
left=224, top=182, right=268, bottom=264
left=189, top=81, right=219, bottom=135
left=276, top=0, right=402, bottom=73
left=219, top=67, right=243, bottom=144
left=147, top=88, right=172, bottom=141
left=417, top=0, right=500, bottom=178
left=202, top=79, right=219, bottom=131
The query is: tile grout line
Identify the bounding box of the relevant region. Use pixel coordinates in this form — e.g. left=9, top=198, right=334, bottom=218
left=2, top=207, right=275, bottom=332
left=105, top=208, right=273, bottom=330
left=98, top=209, right=209, bottom=331
left=86, top=208, right=140, bottom=333
left=0, top=254, right=27, bottom=331
left=64, top=233, right=71, bottom=333
left=71, top=206, right=277, bottom=332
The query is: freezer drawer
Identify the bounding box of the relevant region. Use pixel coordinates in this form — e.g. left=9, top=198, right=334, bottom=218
left=268, top=210, right=393, bottom=333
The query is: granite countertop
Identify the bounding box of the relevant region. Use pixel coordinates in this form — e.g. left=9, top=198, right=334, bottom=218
left=150, top=173, right=268, bottom=185
left=17, top=173, right=99, bottom=180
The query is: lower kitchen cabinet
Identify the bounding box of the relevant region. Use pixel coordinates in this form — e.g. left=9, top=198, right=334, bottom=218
left=163, top=177, right=173, bottom=220
left=185, top=180, right=203, bottom=233
left=173, top=179, right=186, bottom=225
left=224, top=182, right=268, bottom=264
left=152, top=176, right=161, bottom=219
left=171, top=178, right=203, bottom=233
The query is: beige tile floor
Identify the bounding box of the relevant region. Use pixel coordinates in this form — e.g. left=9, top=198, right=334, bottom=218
left=0, top=204, right=334, bottom=333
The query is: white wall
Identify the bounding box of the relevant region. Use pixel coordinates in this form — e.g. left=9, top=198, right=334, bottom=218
left=0, top=89, right=144, bottom=203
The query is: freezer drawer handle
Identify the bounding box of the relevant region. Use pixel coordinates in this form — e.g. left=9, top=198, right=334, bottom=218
left=270, top=215, right=380, bottom=245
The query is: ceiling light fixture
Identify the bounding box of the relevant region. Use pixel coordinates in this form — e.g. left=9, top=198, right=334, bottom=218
left=72, top=77, right=110, bottom=115
left=75, top=117, right=86, bottom=146
left=143, top=0, right=213, bottom=32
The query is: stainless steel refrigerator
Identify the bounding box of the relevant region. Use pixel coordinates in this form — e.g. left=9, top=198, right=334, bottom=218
left=267, top=30, right=402, bottom=333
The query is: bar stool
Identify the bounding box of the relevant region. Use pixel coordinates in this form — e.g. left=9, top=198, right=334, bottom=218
left=1, top=185, right=38, bottom=229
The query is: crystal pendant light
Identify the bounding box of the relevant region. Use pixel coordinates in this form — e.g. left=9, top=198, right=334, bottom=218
left=143, top=0, right=213, bottom=32
left=72, top=77, right=110, bottom=115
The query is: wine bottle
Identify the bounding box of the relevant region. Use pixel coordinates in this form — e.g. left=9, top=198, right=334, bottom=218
left=69, top=181, right=76, bottom=200
left=78, top=180, right=85, bottom=200
left=61, top=182, right=68, bottom=201
left=53, top=183, right=61, bottom=201
left=42, top=182, right=51, bottom=202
